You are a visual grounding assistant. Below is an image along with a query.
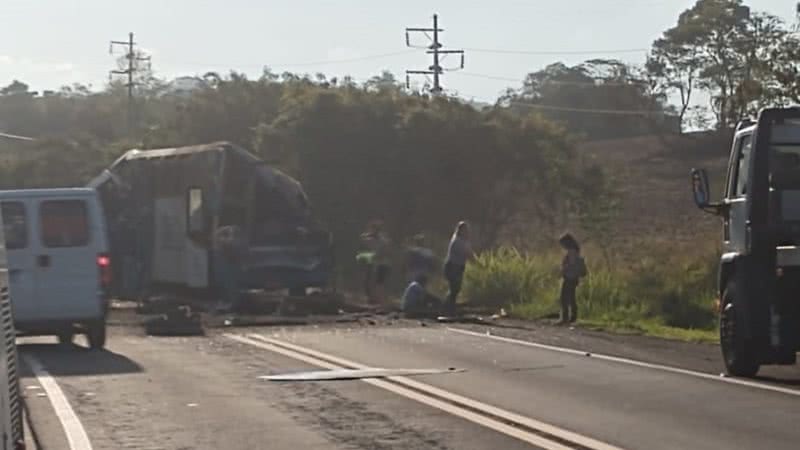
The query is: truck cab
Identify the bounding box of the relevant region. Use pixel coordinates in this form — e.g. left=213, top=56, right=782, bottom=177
left=692, top=108, right=800, bottom=377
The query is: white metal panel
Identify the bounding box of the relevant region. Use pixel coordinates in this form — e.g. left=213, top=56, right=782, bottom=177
left=152, top=196, right=209, bottom=288
left=153, top=197, right=186, bottom=284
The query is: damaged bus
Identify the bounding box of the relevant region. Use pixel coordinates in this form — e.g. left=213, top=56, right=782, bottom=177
left=88, top=141, right=333, bottom=301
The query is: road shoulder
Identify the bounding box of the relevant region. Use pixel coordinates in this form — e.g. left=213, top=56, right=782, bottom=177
left=18, top=356, right=71, bottom=450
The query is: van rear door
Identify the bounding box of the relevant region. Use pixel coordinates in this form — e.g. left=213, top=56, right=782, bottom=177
left=34, top=198, right=102, bottom=320
left=0, top=201, right=35, bottom=323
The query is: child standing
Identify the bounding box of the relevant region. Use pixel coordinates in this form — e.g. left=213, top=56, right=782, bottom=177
left=558, top=233, right=587, bottom=324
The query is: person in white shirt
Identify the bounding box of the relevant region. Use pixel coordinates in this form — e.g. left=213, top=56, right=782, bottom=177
left=443, top=221, right=475, bottom=316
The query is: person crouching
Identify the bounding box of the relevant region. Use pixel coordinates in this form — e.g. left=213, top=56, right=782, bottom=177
left=401, top=274, right=442, bottom=319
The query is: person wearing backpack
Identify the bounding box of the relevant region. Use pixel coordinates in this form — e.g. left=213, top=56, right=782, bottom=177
left=558, top=232, right=587, bottom=324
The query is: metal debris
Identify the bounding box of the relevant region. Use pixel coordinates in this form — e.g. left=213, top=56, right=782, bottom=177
left=260, top=367, right=463, bottom=381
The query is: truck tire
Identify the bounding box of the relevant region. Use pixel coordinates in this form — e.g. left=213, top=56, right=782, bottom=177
left=87, top=321, right=106, bottom=350
left=720, top=282, right=760, bottom=377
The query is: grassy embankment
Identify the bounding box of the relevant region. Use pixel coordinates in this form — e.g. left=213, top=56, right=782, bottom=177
left=461, top=246, right=720, bottom=343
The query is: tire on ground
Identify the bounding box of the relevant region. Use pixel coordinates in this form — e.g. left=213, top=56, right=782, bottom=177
left=720, top=281, right=760, bottom=377
left=87, top=320, right=107, bottom=350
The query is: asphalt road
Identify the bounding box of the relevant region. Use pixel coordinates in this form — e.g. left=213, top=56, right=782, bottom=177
left=17, top=321, right=800, bottom=450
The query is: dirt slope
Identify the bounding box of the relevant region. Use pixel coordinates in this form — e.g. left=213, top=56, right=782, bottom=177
left=576, top=131, right=731, bottom=252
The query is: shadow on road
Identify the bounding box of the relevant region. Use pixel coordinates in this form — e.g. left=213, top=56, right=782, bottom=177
left=17, top=343, right=144, bottom=376
left=754, top=375, right=800, bottom=387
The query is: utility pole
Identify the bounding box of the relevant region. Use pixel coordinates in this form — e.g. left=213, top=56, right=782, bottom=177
left=405, top=14, right=464, bottom=95
left=109, top=32, right=150, bottom=132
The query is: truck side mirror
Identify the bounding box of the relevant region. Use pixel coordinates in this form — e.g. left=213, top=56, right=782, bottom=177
left=692, top=168, right=711, bottom=208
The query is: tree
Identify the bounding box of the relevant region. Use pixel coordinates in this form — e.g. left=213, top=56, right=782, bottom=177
left=501, top=60, right=676, bottom=140
left=646, top=37, right=703, bottom=130
left=364, top=71, right=401, bottom=92
left=0, top=80, right=30, bottom=96
left=652, top=0, right=800, bottom=129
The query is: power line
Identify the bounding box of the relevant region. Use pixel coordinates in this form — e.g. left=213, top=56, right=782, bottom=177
left=464, top=47, right=649, bottom=56
left=168, top=50, right=418, bottom=70
left=454, top=71, right=649, bottom=87
left=505, top=101, right=665, bottom=116
left=405, top=14, right=465, bottom=95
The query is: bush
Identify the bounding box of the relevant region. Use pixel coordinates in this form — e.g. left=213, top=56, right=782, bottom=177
left=463, top=248, right=560, bottom=310
left=463, top=245, right=717, bottom=332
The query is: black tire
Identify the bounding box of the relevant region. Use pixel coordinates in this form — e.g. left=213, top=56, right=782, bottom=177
left=720, top=282, right=760, bottom=377
left=86, top=321, right=106, bottom=350
left=57, top=332, right=74, bottom=346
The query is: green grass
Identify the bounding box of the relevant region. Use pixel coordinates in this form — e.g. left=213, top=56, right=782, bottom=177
left=463, top=245, right=720, bottom=343
left=580, top=319, right=719, bottom=343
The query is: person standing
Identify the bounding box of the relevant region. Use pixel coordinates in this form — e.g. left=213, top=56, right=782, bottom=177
left=558, top=232, right=587, bottom=324
left=443, top=221, right=475, bottom=316
left=360, top=221, right=391, bottom=305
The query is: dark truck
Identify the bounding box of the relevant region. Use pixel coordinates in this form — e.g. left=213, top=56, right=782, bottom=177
left=692, top=108, right=800, bottom=377
left=88, top=141, right=333, bottom=302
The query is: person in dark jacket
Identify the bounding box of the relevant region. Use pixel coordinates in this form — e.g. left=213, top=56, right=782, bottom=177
left=443, top=221, right=475, bottom=316
left=401, top=274, right=442, bottom=318
left=558, top=232, right=587, bottom=324
left=406, top=233, right=435, bottom=284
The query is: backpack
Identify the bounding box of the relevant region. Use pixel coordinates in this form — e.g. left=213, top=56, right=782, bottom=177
left=576, top=256, right=588, bottom=278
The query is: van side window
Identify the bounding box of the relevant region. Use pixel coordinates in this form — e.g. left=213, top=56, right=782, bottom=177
left=39, top=200, right=90, bottom=248
left=0, top=202, right=28, bottom=250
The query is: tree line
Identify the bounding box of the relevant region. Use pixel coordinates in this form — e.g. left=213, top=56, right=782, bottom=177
left=0, top=0, right=799, bottom=283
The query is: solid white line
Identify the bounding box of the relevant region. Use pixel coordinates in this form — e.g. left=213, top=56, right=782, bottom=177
left=22, top=354, right=93, bottom=450
left=447, top=327, right=800, bottom=397
left=226, top=334, right=575, bottom=450
left=228, top=333, right=623, bottom=450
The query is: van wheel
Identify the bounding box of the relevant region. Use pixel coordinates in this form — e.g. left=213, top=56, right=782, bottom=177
left=86, top=321, right=106, bottom=350
left=57, top=332, right=74, bottom=346
left=720, top=282, right=760, bottom=377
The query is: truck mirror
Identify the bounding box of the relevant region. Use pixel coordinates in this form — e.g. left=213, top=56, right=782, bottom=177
left=691, top=168, right=711, bottom=208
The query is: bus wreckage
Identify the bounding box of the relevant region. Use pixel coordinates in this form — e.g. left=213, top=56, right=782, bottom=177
left=88, top=141, right=334, bottom=304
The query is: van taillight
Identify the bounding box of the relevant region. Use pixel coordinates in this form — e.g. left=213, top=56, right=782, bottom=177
left=97, top=254, right=112, bottom=287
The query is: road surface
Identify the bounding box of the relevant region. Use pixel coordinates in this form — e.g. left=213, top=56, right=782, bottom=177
left=17, top=319, right=800, bottom=450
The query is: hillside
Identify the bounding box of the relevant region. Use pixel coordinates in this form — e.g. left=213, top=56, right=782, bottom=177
left=575, top=131, right=732, bottom=254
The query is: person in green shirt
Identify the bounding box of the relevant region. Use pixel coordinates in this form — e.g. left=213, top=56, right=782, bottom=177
left=360, top=220, right=391, bottom=305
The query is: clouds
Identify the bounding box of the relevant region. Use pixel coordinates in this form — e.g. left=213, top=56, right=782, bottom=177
left=0, top=55, right=97, bottom=92
left=0, top=55, right=76, bottom=73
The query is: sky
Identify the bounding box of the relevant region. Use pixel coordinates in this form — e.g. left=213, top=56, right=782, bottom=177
left=0, top=0, right=796, bottom=103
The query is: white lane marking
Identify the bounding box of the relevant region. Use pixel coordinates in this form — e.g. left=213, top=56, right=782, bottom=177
left=22, top=354, right=93, bottom=450
left=227, top=334, right=574, bottom=450
left=227, top=333, right=623, bottom=450
left=447, top=327, right=800, bottom=397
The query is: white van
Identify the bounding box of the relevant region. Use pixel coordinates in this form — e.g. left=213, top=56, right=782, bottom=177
left=0, top=188, right=109, bottom=349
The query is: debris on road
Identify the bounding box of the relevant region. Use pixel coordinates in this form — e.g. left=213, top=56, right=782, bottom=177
left=260, top=367, right=463, bottom=381
left=144, top=305, right=204, bottom=336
